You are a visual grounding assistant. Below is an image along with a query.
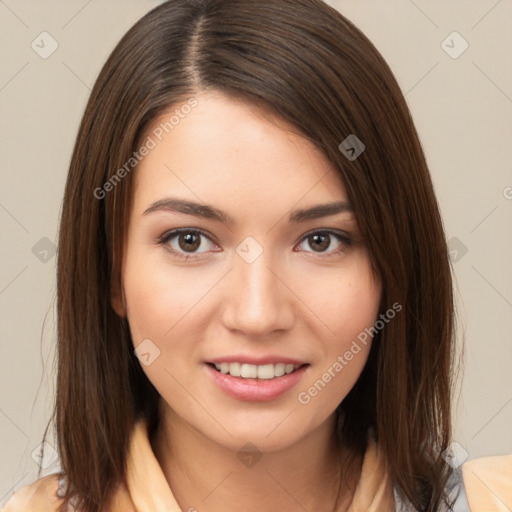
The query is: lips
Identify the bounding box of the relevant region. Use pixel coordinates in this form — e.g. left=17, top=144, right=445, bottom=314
left=206, top=354, right=308, bottom=381
left=204, top=357, right=310, bottom=401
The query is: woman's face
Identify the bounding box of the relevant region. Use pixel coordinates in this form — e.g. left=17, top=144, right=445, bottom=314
left=112, top=90, right=382, bottom=452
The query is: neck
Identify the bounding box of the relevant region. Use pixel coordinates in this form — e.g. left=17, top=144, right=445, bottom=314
left=151, top=406, right=359, bottom=512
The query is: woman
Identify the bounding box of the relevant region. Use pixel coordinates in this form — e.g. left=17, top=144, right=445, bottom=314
left=3, top=1, right=511, bottom=511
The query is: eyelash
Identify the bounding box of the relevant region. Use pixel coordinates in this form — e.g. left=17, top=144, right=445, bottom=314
left=156, top=228, right=353, bottom=262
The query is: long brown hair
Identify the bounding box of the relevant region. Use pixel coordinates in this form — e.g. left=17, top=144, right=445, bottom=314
left=40, top=0, right=460, bottom=510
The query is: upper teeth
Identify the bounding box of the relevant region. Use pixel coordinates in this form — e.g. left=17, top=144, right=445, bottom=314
left=214, top=362, right=300, bottom=379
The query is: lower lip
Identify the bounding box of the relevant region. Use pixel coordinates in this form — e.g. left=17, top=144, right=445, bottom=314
left=204, top=363, right=309, bottom=402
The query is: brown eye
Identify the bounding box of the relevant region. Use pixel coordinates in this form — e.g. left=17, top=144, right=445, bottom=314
left=297, top=230, right=352, bottom=257
left=157, top=229, right=219, bottom=260
left=177, top=232, right=202, bottom=252
left=307, top=233, right=331, bottom=252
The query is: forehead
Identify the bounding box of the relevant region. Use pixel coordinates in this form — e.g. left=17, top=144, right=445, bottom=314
left=131, top=91, right=348, bottom=218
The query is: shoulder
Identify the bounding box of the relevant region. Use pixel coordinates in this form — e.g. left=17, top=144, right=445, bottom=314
left=1, top=473, right=66, bottom=512
left=462, top=452, right=512, bottom=511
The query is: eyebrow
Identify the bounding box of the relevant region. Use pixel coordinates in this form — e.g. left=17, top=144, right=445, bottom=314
left=142, top=197, right=354, bottom=224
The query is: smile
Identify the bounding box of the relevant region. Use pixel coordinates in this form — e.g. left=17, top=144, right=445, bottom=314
left=210, top=362, right=302, bottom=379
left=205, top=362, right=310, bottom=401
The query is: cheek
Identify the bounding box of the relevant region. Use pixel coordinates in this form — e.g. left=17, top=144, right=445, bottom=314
left=122, top=247, right=211, bottom=341
left=121, top=251, right=207, bottom=394
left=123, top=267, right=170, bottom=342
left=336, top=279, right=381, bottom=342
left=297, top=259, right=381, bottom=403
left=303, top=256, right=382, bottom=344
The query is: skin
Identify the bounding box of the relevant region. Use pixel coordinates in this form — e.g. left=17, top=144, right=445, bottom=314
left=112, top=89, right=382, bottom=512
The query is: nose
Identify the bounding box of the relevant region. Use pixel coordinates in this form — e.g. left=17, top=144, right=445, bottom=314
left=220, top=247, right=294, bottom=338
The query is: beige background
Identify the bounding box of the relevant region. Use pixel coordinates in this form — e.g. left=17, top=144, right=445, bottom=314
left=1, top=0, right=511, bottom=505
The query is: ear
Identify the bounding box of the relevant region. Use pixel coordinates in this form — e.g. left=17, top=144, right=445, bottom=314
left=110, top=277, right=126, bottom=318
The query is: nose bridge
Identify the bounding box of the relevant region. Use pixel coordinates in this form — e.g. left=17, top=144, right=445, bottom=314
left=222, top=238, right=293, bottom=335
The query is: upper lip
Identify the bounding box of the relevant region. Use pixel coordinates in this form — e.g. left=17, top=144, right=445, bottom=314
left=206, top=355, right=308, bottom=366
